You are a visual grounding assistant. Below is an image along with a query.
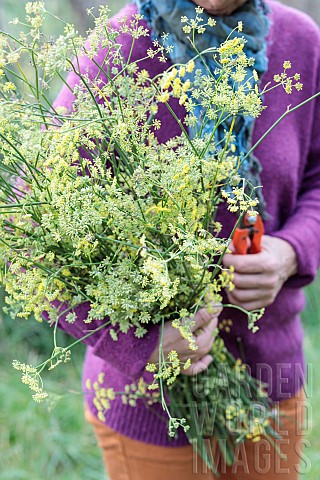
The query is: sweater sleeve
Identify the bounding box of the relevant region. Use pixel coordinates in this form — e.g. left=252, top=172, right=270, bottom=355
left=49, top=27, right=160, bottom=378
left=270, top=84, right=320, bottom=289
left=53, top=302, right=160, bottom=379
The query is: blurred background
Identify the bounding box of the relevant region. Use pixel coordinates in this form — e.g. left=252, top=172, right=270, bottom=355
left=280, top=0, right=319, bottom=24
left=0, top=1, right=319, bottom=479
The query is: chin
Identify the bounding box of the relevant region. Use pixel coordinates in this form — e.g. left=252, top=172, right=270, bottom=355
left=205, top=8, right=234, bottom=15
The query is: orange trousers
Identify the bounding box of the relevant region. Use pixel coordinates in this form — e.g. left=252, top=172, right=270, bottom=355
left=85, top=388, right=306, bottom=480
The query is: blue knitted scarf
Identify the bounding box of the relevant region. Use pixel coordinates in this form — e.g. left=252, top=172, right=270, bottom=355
left=134, top=0, right=270, bottom=216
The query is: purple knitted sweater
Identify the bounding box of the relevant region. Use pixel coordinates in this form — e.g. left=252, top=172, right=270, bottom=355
left=53, top=1, right=320, bottom=446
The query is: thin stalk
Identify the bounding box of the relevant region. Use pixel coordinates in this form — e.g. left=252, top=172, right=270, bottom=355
left=37, top=319, right=111, bottom=372
left=243, top=92, right=320, bottom=163
left=209, top=211, right=245, bottom=280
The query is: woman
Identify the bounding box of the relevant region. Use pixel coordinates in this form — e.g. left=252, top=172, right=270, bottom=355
left=54, top=0, right=320, bottom=478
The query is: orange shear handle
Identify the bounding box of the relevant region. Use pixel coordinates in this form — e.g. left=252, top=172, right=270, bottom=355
left=232, top=213, right=264, bottom=255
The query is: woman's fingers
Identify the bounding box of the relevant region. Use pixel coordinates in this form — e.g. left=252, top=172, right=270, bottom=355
left=226, top=290, right=270, bottom=311
left=226, top=284, right=276, bottom=310
left=183, top=354, right=213, bottom=376
left=148, top=306, right=221, bottom=366
left=232, top=272, right=277, bottom=289
left=195, top=318, right=218, bottom=355
left=182, top=318, right=217, bottom=374
left=192, top=308, right=212, bottom=330
left=192, top=304, right=222, bottom=332
left=228, top=288, right=272, bottom=303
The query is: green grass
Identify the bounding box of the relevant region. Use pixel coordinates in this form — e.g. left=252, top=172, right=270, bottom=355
left=302, top=329, right=320, bottom=479
left=299, top=279, right=320, bottom=479
left=0, top=313, right=106, bottom=480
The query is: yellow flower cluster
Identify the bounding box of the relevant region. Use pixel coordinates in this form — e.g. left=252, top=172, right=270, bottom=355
left=219, top=266, right=235, bottom=291
left=221, top=187, right=259, bottom=213
left=147, top=348, right=192, bottom=389
left=48, top=347, right=71, bottom=371
left=246, top=417, right=269, bottom=443
left=12, top=360, right=48, bottom=403
left=181, top=7, right=216, bottom=36
left=172, top=314, right=198, bottom=351
left=273, top=61, right=303, bottom=94
left=218, top=318, right=233, bottom=334
left=85, top=374, right=116, bottom=423
left=157, top=66, right=192, bottom=105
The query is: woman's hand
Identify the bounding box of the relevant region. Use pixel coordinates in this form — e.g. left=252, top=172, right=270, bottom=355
left=222, top=235, right=298, bottom=311
left=148, top=306, right=222, bottom=376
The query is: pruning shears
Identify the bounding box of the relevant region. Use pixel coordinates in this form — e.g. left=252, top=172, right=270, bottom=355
left=232, top=211, right=264, bottom=255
